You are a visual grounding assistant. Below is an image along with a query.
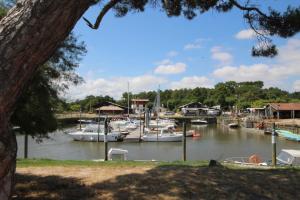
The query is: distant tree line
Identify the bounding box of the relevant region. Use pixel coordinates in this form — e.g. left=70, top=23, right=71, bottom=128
left=63, top=81, right=300, bottom=113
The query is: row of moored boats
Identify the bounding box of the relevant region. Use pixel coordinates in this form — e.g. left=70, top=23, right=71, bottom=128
left=68, top=118, right=196, bottom=142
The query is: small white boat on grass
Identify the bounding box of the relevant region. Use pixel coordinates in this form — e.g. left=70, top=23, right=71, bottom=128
left=224, top=149, right=300, bottom=167
left=142, top=128, right=182, bottom=142
left=68, top=125, right=124, bottom=142
left=277, top=149, right=300, bottom=166
left=224, top=154, right=267, bottom=166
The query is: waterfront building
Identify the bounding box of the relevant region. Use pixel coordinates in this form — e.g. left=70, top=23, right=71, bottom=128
left=179, top=102, right=208, bottom=116
left=95, top=101, right=130, bottom=116
left=131, top=99, right=149, bottom=114
left=265, top=103, right=300, bottom=119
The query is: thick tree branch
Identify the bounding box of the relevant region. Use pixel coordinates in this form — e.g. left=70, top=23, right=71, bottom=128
left=83, top=0, right=121, bottom=29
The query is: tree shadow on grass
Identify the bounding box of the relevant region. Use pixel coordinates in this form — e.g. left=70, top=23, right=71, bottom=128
left=14, top=165, right=300, bottom=200
left=91, top=165, right=300, bottom=199
left=14, top=174, right=94, bottom=200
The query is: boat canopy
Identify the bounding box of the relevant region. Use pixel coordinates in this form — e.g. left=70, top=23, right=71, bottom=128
left=108, top=148, right=128, bottom=161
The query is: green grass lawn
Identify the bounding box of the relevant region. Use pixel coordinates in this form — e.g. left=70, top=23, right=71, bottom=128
left=17, top=158, right=209, bottom=168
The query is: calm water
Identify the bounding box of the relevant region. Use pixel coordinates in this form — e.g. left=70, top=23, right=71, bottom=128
left=16, top=125, right=300, bottom=161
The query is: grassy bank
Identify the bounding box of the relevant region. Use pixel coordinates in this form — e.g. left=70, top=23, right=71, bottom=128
left=15, top=159, right=300, bottom=200
left=17, top=158, right=209, bottom=168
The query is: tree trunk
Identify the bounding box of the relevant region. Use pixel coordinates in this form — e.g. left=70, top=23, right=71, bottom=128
left=0, top=0, right=93, bottom=199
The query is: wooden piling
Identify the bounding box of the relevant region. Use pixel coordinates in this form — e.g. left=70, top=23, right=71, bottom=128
left=272, top=123, right=276, bottom=166
left=24, top=133, right=28, bottom=159
left=183, top=121, right=187, bottom=161
left=104, top=117, right=108, bottom=161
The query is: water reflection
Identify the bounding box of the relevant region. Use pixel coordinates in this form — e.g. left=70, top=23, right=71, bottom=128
left=17, top=124, right=300, bottom=161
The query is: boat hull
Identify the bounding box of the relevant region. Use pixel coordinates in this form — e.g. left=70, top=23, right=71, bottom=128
left=142, top=134, right=182, bottom=142
left=68, top=131, right=123, bottom=142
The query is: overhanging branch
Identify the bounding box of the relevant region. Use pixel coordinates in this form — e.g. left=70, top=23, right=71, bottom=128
left=83, top=0, right=121, bottom=29
left=230, top=0, right=268, bottom=18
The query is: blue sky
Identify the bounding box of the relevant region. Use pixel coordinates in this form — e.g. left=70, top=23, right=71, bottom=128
left=67, top=1, right=300, bottom=100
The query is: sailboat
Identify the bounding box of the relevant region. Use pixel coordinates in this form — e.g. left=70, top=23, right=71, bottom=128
left=148, top=86, right=176, bottom=129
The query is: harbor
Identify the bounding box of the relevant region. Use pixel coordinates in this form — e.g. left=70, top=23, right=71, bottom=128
left=16, top=123, right=300, bottom=162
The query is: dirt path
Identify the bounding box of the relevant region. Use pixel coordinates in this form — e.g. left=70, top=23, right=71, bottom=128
left=16, top=166, right=152, bottom=185
left=14, top=165, right=300, bottom=200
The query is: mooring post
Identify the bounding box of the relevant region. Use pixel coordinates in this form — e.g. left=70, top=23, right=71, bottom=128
left=104, top=117, right=108, bottom=161
left=24, top=133, right=28, bottom=159
left=183, top=121, right=187, bottom=161
left=97, top=111, right=100, bottom=142
left=139, top=112, right=142, bottom=142
left=79, top=107, right=82, bottom=130
left=272, top=122, right=277, bottom=166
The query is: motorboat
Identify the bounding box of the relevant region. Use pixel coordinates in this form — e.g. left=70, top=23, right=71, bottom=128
left=68, top=124, right=124, bottom=142
left=142, top=128, right=182, bottom=142
left=276, top=129, right=300, bottom=142
left=110, top=119, right=138, bottom=132
left=191, top=119, right=208, bottom=125
left=148, top=119, right=176, bottom=129
left=228, top=123, right=239, bottom=128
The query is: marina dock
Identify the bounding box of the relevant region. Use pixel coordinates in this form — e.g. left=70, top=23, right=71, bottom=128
left=123, top=128, right=143, bottom=142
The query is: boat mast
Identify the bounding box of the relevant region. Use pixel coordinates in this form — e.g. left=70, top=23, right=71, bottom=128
left=157, top=85, right=160, bottom=115
left=127, top=82, right=130, bottom=117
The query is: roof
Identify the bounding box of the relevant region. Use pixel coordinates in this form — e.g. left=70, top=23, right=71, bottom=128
left=96, top=105, right=124, bottom=111
left=281, top=149, right=300, bottom=157
left=269, top=103, right=300, bottom=111
left=107, top=101, right=128, bottom=109
left=131, top=99, right=149, bottom=102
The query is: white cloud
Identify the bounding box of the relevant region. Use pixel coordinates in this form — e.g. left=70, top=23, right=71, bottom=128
left=235, top=29, right=268, bottom=40
left=235, top=29, right=256, bottom=40
left=154, top=62, right=187, bottom=74
left=212, top=38, right=300, bottom=89
left=65, top=75, right=167, bottom=100
left=155, top=59, right=172, bottom=65
left=166, top=51, right=178, bottom=57
left=293, top=80, right=300, bottom=91
left=170, top=76, right=213, bottom=89
left=184, top=39, right=203, bottom=50
left=211, top=46, right=233, bottom=65
left=213, top=64, right=271, bottom=82
left=184, top=43, right=201, bottom=50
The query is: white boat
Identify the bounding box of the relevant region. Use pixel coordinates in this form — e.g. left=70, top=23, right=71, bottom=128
left=224, top=155, right=268, bottom=166
left=110, top=119, right=138, bottom=132
left=68, top=125, right=124, bottom=142
left=142, top=128, right=182, bottom=142
left=224, top=149, right=300, bottom=167
left=277, top=149, right=300, bottom=166
left=228, top=123, right=239, bottom=128
left=148, top=119, right=176, bottom=128
left=191, top=119, right=208, bottom=124
left=108, top=148, right=128, bottom=161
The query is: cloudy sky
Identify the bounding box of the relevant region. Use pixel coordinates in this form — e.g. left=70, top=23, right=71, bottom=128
left=66, top=1, right=300, bottom=100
